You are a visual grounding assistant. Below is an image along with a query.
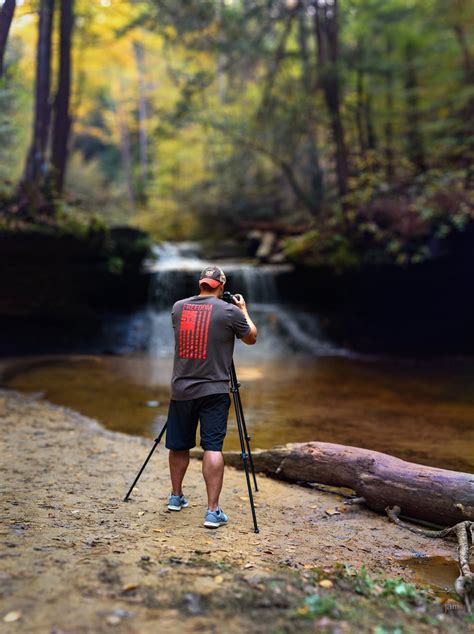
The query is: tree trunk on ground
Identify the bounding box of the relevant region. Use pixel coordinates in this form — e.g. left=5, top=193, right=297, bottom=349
left=20, top=0, right=54, bottom=208
left=0, top=0, right=16, bottom=78
left=51, top=0, right=74, bottom=195
left=215, top=442, right=474, bottom=526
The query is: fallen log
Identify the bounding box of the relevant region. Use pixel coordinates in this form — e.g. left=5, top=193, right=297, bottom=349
left=213, top=442, right=474, bottom=526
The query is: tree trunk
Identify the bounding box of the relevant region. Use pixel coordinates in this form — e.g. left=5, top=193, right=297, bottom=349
left=453, top=24, right=474, bottom=184
left=313, top=0, right=349, bottom=199
left=133, top=40, right=149, bottom=199
left=217, top=442, right=474, bottom=526
left=365, top=92, right=377, bottom=151
left=355, top=67, right=367, bottom=157
left=116, top=79, right=135, bottom=211
left=51, top=0, right=74, bottom=195
left=384, top=35, right=394, bottom=183
left=297, top=1, right=324, bottom=214
left=404, top=42, right=425, bottom=173
left=20, top=0, right=54, bottom=206
left=0, top=0, right=16, bottom=78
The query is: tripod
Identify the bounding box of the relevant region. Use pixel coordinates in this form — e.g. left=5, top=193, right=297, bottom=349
left=123, top=361, right=260, bottom=533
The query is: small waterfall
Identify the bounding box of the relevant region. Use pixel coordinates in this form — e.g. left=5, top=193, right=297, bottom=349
left=145, top=242, right=350, bottom=358
left=147, top=242, right=283, bottom=309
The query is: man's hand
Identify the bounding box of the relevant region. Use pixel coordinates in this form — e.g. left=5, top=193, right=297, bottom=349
left=233, top=293, right=246, bottom=311
left=233, top=293, right=257, bottom=345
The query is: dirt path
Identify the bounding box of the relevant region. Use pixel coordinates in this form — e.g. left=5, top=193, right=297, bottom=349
left=0, top=388, right=470, bottom=633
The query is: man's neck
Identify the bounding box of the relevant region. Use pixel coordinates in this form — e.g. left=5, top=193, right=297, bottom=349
left=198, top=291, right=219, bottom=298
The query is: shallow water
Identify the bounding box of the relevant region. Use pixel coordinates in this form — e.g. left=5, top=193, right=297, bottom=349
left=4, top=349, right=474, bottom=472
left=399, top=556, right=460, bottom=594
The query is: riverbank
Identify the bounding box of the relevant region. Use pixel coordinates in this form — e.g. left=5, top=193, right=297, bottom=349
left=0, top=388, right=471, bottom=632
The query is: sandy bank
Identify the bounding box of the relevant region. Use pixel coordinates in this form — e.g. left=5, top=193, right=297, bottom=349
left=0, top=388, right=466, bottom=633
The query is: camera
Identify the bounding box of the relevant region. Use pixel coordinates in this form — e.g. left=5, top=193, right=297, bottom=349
left=222, top=291, right=236, bottom=304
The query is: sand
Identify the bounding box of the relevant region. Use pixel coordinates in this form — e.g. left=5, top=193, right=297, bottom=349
left=0, top=388, right=463, bottom=633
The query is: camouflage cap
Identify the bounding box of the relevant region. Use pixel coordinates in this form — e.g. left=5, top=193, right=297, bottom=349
left=199, top=264, right=226, bottom=288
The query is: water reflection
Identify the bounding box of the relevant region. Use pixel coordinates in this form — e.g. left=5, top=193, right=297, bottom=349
left=4, top=351, right=474, bottom=473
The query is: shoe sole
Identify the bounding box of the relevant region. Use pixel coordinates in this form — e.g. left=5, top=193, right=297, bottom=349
left=203, top=520, right=228, bottom=529
left=168, top=502, right=189, bottom=511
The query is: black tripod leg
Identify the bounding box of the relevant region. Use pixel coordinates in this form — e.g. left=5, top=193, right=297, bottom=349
left=231, top=388, right=259, bottom=533
left=123, top=423, right=167, bottom=502
left=237, top=394, right=259, bottom=492
left=231, top=362, right=258, bottom=492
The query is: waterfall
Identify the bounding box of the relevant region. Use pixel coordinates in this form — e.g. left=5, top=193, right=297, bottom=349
left=145, top=242, right=351, bottom=358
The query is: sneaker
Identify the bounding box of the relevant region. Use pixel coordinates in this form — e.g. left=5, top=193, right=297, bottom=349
left=167, top=493, right=189, bottom=511
left=204, top=507, right=229, bottom=529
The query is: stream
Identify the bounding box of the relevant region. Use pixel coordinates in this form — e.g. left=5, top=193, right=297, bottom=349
left=2, top=242, right=474, bottom=473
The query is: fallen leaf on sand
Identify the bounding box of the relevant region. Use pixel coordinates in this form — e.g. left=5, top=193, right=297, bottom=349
left=153, top=529, right=163, bottom=533
left=4, top=612, right=22, bottom=623
left=325, top=508, right=341, bottom=516
left=122, top=583, right=139, bottom=593
left=319, top=579, right=333, bottom=589
left=106, top=615, right=121, bottom=625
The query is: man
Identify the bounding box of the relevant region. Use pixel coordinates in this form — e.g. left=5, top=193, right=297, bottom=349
left=165, top=265, right=257, bottom=529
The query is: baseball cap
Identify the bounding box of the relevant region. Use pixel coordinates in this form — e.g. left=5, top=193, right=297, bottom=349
left=199, top=264, right=226, bottom=288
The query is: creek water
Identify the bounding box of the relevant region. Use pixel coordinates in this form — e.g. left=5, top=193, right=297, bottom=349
left=3, top=242, right=474, bottom=472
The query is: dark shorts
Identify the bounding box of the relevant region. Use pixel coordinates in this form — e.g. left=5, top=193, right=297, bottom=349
left=165, top=393, right=231, bottom=452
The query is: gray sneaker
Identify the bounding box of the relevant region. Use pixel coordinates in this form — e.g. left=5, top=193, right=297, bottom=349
left=204, top=507, right=229, bottom=529
left=167, top=493, right=189, bottom=511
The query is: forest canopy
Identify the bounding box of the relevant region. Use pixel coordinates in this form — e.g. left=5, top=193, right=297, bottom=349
left=0, top=0, right=473, bottom=268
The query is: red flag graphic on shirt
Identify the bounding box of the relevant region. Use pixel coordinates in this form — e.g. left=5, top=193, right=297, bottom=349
left=179, top=304, right=213, bottom=359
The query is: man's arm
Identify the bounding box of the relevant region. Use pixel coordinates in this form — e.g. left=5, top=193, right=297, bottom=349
left=233, top=294, right=257, bottom=345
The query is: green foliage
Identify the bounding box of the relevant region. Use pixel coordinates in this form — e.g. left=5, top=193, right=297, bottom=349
left=107, top=255, right=124, bottom=275
left=2, top=0, right=473, bottom=271
left=300, top=593, right=339, bottom=618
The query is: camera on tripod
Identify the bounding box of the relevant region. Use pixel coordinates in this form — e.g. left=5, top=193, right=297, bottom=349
left=222, top=291, right=236, bottom=304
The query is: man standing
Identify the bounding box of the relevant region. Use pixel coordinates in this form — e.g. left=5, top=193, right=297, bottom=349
left=165, top=265, right=257, bottom=528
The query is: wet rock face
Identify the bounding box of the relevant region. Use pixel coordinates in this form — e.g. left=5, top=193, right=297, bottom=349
left=0, top=229, right=152, bottom=323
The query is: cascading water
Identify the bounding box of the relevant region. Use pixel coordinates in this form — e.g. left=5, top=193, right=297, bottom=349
left=144, top=242, right=350, bottom=358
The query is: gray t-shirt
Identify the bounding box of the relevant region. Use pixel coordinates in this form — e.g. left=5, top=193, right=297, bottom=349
left=170, top=295, right=251, bottom=400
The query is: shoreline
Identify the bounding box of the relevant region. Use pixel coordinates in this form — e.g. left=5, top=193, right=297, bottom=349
left=0, top=387, right=470, bottom=632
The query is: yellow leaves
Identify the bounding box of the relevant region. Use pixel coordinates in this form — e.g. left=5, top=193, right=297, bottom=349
left=318, top=579, right=334, bottom=589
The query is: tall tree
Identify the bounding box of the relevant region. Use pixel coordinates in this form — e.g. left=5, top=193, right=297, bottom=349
left=51, top=0, right=74, bottom=195
left=20, top=0, right=55, bottom=206
left=312, top=0, right=349, bottom=199
left=116, top=77, right=135, bottom=212
left=404, top=41, right=425, bottom=173
left=133, top=39, right=149, bottom=199
left=0, top=0, right=16, bottom=78
left=384, top=34, right=394, bottom=183
left=297, top=0, right=323, bottom=212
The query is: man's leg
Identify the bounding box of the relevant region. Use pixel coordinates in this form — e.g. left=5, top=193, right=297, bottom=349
left=202, top=450, right=224, bottom=511
left=169, top=449, right=190, bottom=496
left=199, top=394, right=230, bottom=513
left=165, top=399, right=198, bottom=499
